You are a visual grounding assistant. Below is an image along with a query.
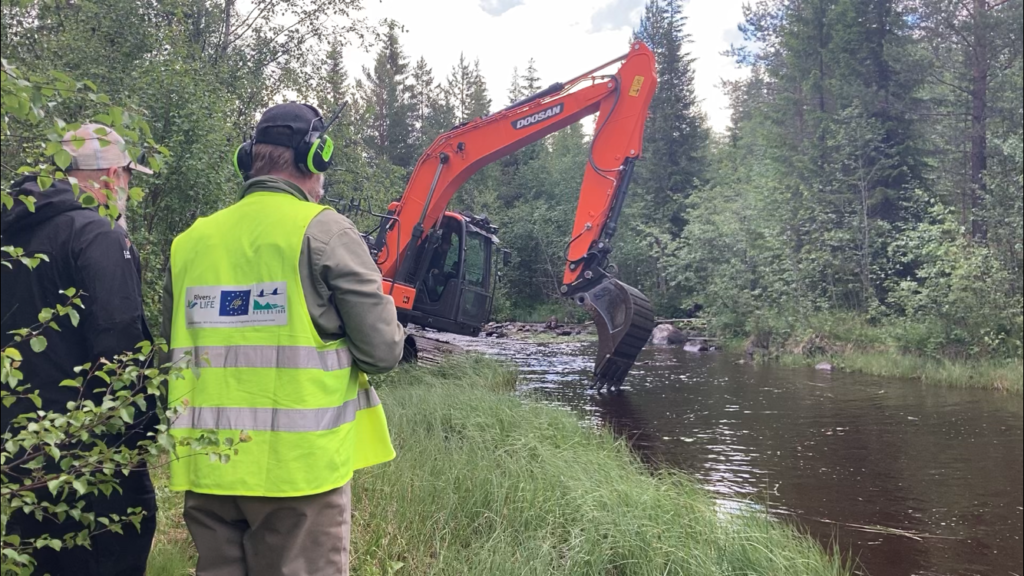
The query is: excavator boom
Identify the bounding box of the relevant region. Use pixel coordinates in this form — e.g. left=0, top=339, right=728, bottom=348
left=374, top=42, right=658, bottom=391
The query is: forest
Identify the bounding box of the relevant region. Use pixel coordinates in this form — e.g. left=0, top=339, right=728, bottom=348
left=2, top=0, right=1022, bottom=365
left=2, top=1, right=1022, bottom=573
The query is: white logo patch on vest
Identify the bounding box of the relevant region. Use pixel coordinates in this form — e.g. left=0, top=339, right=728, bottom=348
left=185, top=282, right=288, bottom=328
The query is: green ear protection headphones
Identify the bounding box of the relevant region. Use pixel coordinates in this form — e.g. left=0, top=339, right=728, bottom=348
left=234, top=102, right=345, bottom=180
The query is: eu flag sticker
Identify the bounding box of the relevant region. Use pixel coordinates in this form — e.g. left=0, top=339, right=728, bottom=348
left=219, top=290, right=251, bottom=317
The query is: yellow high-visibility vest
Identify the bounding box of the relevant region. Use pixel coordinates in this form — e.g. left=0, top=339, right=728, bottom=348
left=168, top=191, right=395, bottom=497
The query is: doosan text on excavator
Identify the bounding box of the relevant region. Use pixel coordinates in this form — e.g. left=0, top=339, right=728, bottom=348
left=347, top=42, right=659, bottom=392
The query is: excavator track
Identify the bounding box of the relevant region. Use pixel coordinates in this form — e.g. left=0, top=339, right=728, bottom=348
left=575, top=277, right=656, bottom=392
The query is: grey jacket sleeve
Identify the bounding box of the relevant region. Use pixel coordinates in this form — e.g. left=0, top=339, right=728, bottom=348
left=311, top=213, right=405, bottom=374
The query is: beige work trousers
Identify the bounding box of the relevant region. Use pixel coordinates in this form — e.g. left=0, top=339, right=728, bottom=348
left=183, top=482, right=351, bottom=576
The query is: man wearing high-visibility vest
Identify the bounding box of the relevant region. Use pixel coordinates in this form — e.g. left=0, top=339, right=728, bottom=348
left=161, top=102, right=406, bottom=576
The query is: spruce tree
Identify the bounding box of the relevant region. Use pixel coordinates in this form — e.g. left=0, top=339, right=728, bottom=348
left=507, top=66, right=523, bottom=103
left=359, top=24, right=415, bottom=169
left=522, top=58, right=541, bottom=94
left=319, top=45, right=349, bottom=107
left=409, top=56, right=443, bottom=154
left=632, top=0, right=710, bottom=233
left=446, top=53, right=476, bottom=123
left=443, top=55, right=491, bottom=124
left=499, top=61, right=545, bottom=207
left=469, top=58, right=492, bottom=118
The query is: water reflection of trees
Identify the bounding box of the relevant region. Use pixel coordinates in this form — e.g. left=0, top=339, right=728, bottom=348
left=592, top=392, right=669, bottom=468
left=510, top=339, right=1023, bottom=576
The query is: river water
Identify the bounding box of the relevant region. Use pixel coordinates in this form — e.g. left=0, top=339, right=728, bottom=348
left=424, top=332, right=1024, bottom=576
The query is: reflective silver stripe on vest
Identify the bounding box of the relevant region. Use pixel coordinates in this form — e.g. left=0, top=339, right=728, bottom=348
left=171, top=388, right=381, bottom=432
left=170, top=345, right=352, bottom=372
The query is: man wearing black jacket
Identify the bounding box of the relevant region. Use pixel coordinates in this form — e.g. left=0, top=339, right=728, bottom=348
left=1, top=124, right=156, bottom=576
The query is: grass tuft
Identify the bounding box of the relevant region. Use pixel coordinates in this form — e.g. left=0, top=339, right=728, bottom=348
left=145, top=465, right=194, bottom=576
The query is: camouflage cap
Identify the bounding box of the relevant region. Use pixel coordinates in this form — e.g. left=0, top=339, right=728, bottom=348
left=60, top=123, right=153, bottom=174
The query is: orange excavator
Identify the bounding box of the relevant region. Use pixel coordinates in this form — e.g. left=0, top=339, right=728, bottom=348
left=356, top=41, right=658, bottom=391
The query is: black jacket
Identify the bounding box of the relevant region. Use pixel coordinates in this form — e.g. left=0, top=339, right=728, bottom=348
left=1, top=176, right=152, bottom=437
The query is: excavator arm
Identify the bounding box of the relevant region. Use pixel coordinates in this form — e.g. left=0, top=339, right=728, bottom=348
left=373, top=42, right=658, bottom=391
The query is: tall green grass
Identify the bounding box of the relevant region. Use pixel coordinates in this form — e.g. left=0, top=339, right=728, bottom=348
left=144, top=466, right=194, bottom=576
left=350, top=357, right=848, bottom=576
left=147, top=357, right=850, bottom=576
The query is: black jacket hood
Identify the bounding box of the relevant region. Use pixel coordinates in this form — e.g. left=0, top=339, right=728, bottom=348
left=1, top=176, right=91, bottom=237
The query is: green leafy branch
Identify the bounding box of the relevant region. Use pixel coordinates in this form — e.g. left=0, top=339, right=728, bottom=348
left=2, top=332, right=249, bottom=575
left=1, top=59, right=171, bottom=229
left=1, top=288, right=84, bottom=410
left=0, top=62, right=202, bottom=576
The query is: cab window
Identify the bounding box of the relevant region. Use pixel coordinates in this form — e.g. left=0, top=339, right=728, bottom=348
left=463, top=232, right=488, bottom=289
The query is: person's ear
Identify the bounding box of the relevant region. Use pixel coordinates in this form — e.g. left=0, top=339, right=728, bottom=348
left=104, top=167, right=119, bottom=189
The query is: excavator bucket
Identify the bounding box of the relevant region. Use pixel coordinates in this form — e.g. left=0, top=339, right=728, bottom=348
left=576, top=277, right=656, bottom=392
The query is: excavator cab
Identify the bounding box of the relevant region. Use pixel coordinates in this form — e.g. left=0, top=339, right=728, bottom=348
left=400, top=212, right=499, bottom=337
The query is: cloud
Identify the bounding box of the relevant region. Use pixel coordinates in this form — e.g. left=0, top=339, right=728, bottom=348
left=478, top=0, right=525, bottom=17
left=722, top=25, right=745, bottom=48
left=347, top=0, right=750, bottom=132
left=590, top=0, right=645, bottom=32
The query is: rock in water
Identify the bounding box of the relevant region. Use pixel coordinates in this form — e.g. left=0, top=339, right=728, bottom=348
left=683, top=340, right=709, bottom=352
left=815, top=362, right=834, bottom=372
left=650, top=324, right=686, bottom=345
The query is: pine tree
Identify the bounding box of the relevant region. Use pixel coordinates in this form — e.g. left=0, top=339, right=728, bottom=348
left=916, top=0, right=1023, bottom=239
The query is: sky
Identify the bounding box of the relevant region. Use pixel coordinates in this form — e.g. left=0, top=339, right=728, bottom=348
left=345, top=0, right=750, bottom=133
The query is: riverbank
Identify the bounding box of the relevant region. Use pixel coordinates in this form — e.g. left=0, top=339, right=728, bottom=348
left=721, top=318, right=1023, bottom=393
left=776, top=348, right=1023, bottom=393
left=148, top=356, right=849, bottom=576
